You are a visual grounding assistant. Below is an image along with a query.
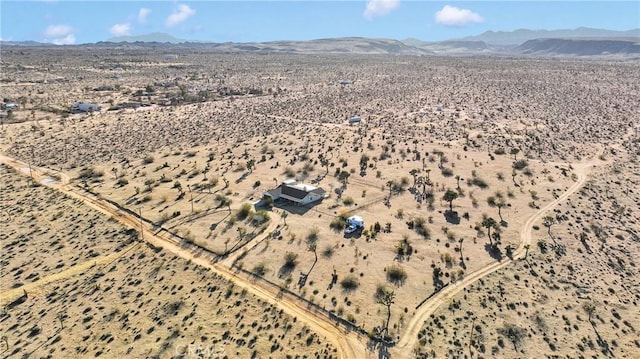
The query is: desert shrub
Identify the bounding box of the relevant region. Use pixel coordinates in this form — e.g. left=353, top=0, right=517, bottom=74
left=469, top=177, right=488, bottom=188
left=306, top=227, right=319, bottom=244
left=77, top=167, right=103, bottom=179
left=396, top=237, right=413, bottom=257
left=283, top=167, right=296, bottom=177
left=116, top=177, right=129, bottom=186
left=441, top=167, right=454, bottom=177
left=236, top=203, right=253, bottom=220
left=386, top=265, right=408, bottom=286
left=143, top=155, right=154, bottom=164
left=322, top=246, right=334, bottom=258
left=253, top=262, right=268, bottom=277
left=251, top=210, right=270, bottom=225
left=340, top=275, right=359, bottom=292
left=413, top=217, right=431, bottom=239
left=329, top=217, right=346, bottom=230
left=494, top=148, right=506, bottom=155
left=512, top=159, right=529, bottom=170
left=283, top=252, right=298, bottom=269
left=343, top=197, right=355, bottom=206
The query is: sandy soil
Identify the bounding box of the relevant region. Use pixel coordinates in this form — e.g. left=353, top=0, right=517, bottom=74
left=1, top=48, right=638, bottom=358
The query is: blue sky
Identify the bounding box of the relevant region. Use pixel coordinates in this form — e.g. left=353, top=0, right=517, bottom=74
left=1, top=1, right=638, bottom=44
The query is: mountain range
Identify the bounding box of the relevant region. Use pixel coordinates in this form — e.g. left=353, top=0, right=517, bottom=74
left=2, top=27, right=638, bottom=58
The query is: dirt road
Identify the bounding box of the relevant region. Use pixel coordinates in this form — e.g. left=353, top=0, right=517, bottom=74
left=0, top=154, right=370, bottom=359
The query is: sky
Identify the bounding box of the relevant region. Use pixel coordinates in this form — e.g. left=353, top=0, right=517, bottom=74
left=1, top=1, right=638, bottom=44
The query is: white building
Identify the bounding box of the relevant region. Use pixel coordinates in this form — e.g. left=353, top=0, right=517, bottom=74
left=349, top=116, right=361, bottom=124
left=264, top=179, right=326, bottom=205
left=72, top=102, right=101, bottom=113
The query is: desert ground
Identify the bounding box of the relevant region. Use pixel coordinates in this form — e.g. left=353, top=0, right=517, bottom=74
left=1, top=46, right=639, bottom=358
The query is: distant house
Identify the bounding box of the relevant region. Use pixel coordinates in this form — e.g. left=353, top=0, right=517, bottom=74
left=339, top=80, right=353, bottom=85
left=72, top=102, right=101, bottom=113
left=349, top=116, right=361, bottom=124
left=264, top=179, right=326, bottom=205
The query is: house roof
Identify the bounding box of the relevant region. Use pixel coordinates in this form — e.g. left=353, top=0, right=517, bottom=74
left=281, top=184, right=309, bottom=200
left=265, top=181, right=326, bottom=202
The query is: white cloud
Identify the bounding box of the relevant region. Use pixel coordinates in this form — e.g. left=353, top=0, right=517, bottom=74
left=435, top=5, right=484, bottom=27
left=52, top=34, right=76, bottom=45
left=110, top=23, right=132, bottom=36
left=363, top=0, right=400, bottom=20
left=44, top=24, right=73, bottom=38
left=166, top=4, right=195, bottom=27
left=138, top=8, right=151, bottom=23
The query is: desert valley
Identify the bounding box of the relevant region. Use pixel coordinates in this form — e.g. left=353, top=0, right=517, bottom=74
left=1, top=40, right=639, bottom=359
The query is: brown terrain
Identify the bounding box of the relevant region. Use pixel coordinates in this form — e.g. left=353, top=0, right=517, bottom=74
left=1, top=45, right=638, bottom=358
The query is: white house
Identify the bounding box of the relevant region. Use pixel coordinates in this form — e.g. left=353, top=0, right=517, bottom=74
left=264, top=179, right=326, bottom=205
left=349, top=116, right=361, bottom=124
left=72, top=102, right=101, bottom=113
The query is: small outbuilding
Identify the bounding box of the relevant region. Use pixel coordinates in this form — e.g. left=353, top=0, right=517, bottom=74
left=264, top=179, right=326, bottom=206
left=349, top=116, right=361, bottom=124
left=72, top=102, right=101, bottom=113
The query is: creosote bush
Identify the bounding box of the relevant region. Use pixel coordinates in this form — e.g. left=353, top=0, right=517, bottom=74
left=386, top=265, right=408, bottom=286
left=340, top=275, right=359, bottom=292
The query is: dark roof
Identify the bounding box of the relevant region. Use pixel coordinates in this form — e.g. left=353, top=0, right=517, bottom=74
left=281, top=185, right=308, bottom=200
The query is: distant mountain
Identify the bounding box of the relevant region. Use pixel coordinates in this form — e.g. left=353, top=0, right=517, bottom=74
left=516, top=38, right=640, bottom=57
left=456, top=27, right=640, bottom=46
left=0, top=40, right=49, bottom=47
left=107, top=32, right=188, bottom=43
left=209, top=37, right=432, bottom=55
left=403, top=39, right=491, bottom=54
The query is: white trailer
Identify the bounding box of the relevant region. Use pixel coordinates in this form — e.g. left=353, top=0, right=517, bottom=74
left=344, top=215, right=365, bottom=234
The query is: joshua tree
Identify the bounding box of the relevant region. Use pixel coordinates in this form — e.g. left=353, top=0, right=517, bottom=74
left=510, top=148, right=520, bottom=161
left=459, top=238, right=465, bottom=266
left=505, top=244, right=514, bottom=259
left=523, top=244, right=531, bottom=260
left=498, top=323, right=526, bottom=351
left=57, top=311, right=66, bottom=330
left=359, top=154, right=369, bottom=170
left=374, top=284, right=395, bottom=336
left=496, top=199, right=506, bottom=222
left=386, top=180, right=394, bottom=199
left=320, top=154, right=333, bottom=176
left=432, top=266, right=444, bottom=289
left=1, top=335, right=8, bottom=350
left=583, top=302, right=596, bottom=323
left=338, top=171, right=350, bottom=186
left=111, top=167, right=118, bottom=180
left=173, top=181, right=183, bottom=194
left=227, top=227, right=247, bottom=254
left=246, top=158, right=255, bottom=173
left=281, top=211, right=288, bottom=226
left=455, top=175, right=462, bottom=190
left=443, top=189, right=459, bottom=212
left=409, top=169, right=420, bottom=190
left=482, top=216, right=498, bottom=244
left=542, top=215, right=555, bottom=243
